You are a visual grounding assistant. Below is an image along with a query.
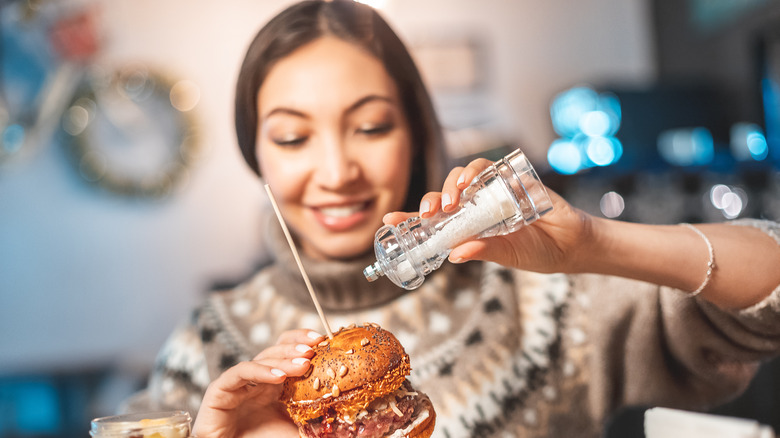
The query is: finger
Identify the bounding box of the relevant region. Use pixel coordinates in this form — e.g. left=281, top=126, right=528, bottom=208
left=419, top=192, right=443, bottom=218
left=443, top=159, right=493, bottom=208
left=275, top=328, right=325, bottom=346
left=215, top=360, right=289, bottom=393
left=448, top=237, right=517, bottom=266
left=382, top=211, right=416, bottom=225
left=254, top=342, right=316, bottom=361
left=440, top=167, right=464, bottom=212
left=459, top=158, right=492, bottom=187
left=253, top=356, right=312, bottom=378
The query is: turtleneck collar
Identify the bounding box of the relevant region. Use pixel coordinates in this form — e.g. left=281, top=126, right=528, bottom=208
left=263, top=215, right=411, bottom=312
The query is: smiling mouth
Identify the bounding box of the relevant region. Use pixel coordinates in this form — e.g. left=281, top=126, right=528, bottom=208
left=310, top=201, right=373, bottom=232
left=315, top=201, right=371, bottom=218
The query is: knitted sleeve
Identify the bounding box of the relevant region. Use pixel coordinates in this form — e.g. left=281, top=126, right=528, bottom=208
left=119, top=311, right=211, bottom=417
left=582, top=219, right=780, bottom=423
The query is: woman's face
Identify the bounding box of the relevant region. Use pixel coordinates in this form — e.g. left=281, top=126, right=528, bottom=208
left=257, top=36, right=413, bottom=260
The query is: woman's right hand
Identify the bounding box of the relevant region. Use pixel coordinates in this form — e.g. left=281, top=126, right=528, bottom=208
left=192, top=329, right=325, bottom=438
left=384, top=158, right=594, bottom=274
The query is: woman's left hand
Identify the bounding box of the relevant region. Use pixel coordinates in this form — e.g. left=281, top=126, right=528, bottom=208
left=384, top=157, right=594, bottom=274
left=192, top=329, right=324, bottom=438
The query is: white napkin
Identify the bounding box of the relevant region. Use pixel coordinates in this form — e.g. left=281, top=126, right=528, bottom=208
left=644, top=407, right=775, bottom=438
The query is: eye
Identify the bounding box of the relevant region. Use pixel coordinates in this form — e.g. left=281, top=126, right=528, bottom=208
left=272, top=134, right=308, bottom=147
left=356, top=123, right=393, bottom=136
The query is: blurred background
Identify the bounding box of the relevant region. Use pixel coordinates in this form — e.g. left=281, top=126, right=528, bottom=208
left=0, top=0, right=778, bottom=436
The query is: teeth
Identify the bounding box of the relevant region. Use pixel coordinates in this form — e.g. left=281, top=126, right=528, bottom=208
left=318, top=203, right=364, bottom=217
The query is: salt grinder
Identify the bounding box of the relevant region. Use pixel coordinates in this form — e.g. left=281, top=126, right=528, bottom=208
left=363, top=148, right=553, bottom=290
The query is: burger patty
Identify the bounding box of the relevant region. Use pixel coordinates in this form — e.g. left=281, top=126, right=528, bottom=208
left=300, top=391, right=419, bottom=438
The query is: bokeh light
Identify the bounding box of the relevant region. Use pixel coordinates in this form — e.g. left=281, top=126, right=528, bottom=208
left=709, top=184, right=748, bottom=219
left=170, top=79, right=201, bottom=112
left=547, top=139, right=582, bottom=175
left=549, top=86, right=622, bottom=174
left=730, top=122, right=768, bottom=161
left=599, top=191, right=625, bottom=218
left=579, top=110, right=611, bottom=137
left=586, top=136, right=623, bottom=166
left=657, top=127, right=714, bottom=166
left=551, top=87, right=600, bottom=138
left=2, top=124, right=25, bottom=155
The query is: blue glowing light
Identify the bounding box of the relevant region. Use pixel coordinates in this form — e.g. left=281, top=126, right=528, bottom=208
left=579, top=111, right=611, bottom=137
left=729, top=123, right=768, bottom=162
left=747, top=131, right=768, bottom=160
left=0, top=379, right=62, bottom=434
left=658, top=127, right=714, bottom=166
left=600, top=94, right=622, bottom=124
left=2, top=124, right=25, bottom=154
left=548, top=139, right=583, bottom=174
left=761, top=64, right=780, bottom=163
left=585, top=136, right=623, bottom=166
left=586, top=137, right=614, bottom=165
left=548, top=86, right=623, bottom=173
left=550, top=87, right=600, bottom=138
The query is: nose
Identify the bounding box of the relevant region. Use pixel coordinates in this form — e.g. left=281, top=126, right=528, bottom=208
left=313, top=142, right=360, bottom=189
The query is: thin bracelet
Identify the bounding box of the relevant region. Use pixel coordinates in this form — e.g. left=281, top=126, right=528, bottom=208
left=680, top=223, right=716, bottom=296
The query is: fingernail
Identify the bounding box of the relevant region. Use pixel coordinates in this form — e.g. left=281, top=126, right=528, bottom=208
left=420, top=200, right=430, bottom=216
left=450, top=257, right=465, bottom=264
left=292, top=357, right=310, bottom=365
left=271, top=368, right=287, bottom=377
left=442, top=193, right=452, bottom=210
left=382, top=213, right=393, bottom=223
left=307, top=331, right=323, bottom=340
left=296, top=344, right=313, bottom=353
left=457, top=174, right=466, bottom=187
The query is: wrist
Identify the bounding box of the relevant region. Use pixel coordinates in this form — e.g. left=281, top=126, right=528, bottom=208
left=565, top=214, right=607, bottom=274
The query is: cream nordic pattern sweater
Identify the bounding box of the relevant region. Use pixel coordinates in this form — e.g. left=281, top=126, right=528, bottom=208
left=123, top=219, right=780, bottom=438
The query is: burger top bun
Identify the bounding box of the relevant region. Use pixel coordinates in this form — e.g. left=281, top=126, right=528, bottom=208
left=280, top=324, right=411, bottom=423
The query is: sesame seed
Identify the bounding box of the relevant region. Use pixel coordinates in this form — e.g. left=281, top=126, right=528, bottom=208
left=332, top=384, right=340, bottom=397
left=339, top=365, right=348, bottom=377
left=345, top=349, right=354, bottom=354
left=313, top=377, right=320, bottom=390
left=361, top=338, right=370, bottom=346
left=327, top=368, right=336, bottom=379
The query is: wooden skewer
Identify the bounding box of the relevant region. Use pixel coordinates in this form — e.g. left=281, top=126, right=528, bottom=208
left=264, top=184, right=334, bottom=339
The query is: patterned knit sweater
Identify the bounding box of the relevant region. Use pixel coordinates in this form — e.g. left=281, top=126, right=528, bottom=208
left=123, top=219, right=780, bottom=438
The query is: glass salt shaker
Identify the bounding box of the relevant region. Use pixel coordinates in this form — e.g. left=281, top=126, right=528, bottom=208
left=363, top=148, right=553, bottom=290
left=89, top=411, right=193, bottom=438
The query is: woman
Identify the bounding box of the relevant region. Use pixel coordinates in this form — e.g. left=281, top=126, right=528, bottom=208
left=123, top=1, right=780, bottom=437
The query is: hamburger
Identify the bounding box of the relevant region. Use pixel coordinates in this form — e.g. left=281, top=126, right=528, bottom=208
left=280, top=323, right=435, bottom=438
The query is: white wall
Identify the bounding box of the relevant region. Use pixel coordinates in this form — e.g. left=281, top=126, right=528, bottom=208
left=0, top=0, right=653, bottom=375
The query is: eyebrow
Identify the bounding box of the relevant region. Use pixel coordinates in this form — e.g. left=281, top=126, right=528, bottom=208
left=263, top=107, right=309, bottom=120
left=262, top=94, right=395, bottom=120
left=346, top=95, right=395, bottom=114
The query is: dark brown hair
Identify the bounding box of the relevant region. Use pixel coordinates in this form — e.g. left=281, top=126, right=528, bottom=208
left=234, top=0, right=445, bottom=211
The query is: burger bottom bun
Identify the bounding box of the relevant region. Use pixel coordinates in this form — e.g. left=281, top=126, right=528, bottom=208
left=295, top=384, right=436, bottom=438
left=407, top=405, right=436, bottom=438
left=388, top=391, right=436, bottom=438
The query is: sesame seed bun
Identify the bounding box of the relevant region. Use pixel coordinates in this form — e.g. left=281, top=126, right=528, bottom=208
left=279, top=324, right=435, bottom=438
left=280, top=324, right=411, bottom=424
